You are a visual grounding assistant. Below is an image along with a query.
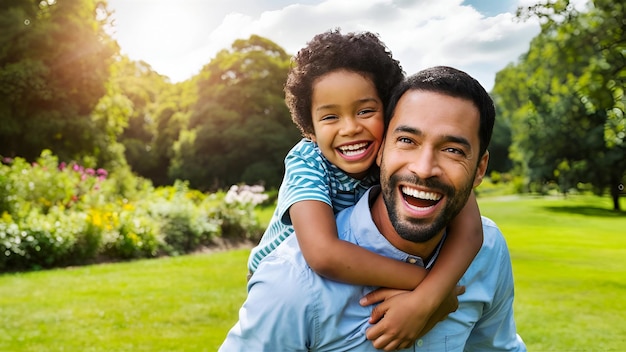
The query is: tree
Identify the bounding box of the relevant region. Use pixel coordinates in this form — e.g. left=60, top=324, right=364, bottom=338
left=109, top=56, right=194, bottom=185
left=170, top=35, right=301, bottom=191
left=493, top=0, right=625, bottom=209
left=0, top=0, right=118, bottom=164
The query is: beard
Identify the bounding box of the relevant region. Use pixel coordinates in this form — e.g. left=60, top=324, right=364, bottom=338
left=380, top=169, right=474, bottom=243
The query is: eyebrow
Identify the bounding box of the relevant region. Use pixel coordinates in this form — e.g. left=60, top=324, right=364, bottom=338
left=392, top=125, right=472, bottom=150
left=315, top=97, right=380, bottom=112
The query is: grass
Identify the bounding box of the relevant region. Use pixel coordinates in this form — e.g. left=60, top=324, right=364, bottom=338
left=0, top=194, right=624, bottom=351
left=0, top=250, right=250, bottom=352
left=478, top=194, right=626, bottom=351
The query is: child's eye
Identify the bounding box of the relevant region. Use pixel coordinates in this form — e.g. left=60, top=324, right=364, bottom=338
left=357, top=108, right=376, bottom=116
left=320, top=115, right=338, bottom=121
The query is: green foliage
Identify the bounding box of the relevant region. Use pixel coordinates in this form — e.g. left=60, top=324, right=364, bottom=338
left=0, top=151, right=264, bottom=271
left=493, top=0, right=626, bottom=209
left=110, top=57, right=195, bottom=186
left=98, top=202, right=162, bottom=260
left=170, top=35, right=301, bottom=191
left=208, top=185, right=268, bottom=241
left=2, top=0, right=303, bottom=191
left=0, top=0, right=118, bottom=163
left=149, top=181, right=221, bottom=256
left=476, top=173, right=522, bottom=197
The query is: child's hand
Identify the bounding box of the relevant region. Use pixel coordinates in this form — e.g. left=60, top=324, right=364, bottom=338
left=420, top=285, right=466, bottom=334
left=359, top=285, right=465, bottom=351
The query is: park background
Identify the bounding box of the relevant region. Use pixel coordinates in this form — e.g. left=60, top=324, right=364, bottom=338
left=0, top=0, right=624, bottom=350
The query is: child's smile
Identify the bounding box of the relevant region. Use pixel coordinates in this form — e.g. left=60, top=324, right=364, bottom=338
left=337, top=141, right=375, bottom=160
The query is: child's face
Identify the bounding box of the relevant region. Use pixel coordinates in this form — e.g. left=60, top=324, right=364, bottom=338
left=310, top=70, right=384, bottom=179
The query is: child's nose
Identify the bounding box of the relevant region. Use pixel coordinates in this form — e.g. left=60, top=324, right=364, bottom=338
left=339, top=117, right=363, bottom=136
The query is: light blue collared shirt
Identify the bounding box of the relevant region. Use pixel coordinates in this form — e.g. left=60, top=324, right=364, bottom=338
left=220, top=187, right=526, bottom=351
left=248, top=139, right=378, bottom=272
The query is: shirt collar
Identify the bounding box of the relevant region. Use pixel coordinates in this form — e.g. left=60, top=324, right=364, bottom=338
left=348, top=186, right=445, bottom=269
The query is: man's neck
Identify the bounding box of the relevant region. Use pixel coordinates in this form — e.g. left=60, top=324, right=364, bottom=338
left=370, top=188, right=444, bottom=260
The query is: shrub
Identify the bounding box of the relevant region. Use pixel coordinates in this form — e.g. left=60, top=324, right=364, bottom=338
left=149, top=181, right=221, bottom=256
left=210, top=185, right=267, bottom=241
left=0, top=151, right=268, bottom=271
left=101, top=204, right=162, bottom=259
left=0, top=208, right=87, bottom=270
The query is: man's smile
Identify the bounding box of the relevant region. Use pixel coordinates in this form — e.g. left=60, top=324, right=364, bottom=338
left=400, top=185, right=442, bottom=210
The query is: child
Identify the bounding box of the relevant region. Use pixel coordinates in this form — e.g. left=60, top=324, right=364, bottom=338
left=247, top=29, right=483, bottom=349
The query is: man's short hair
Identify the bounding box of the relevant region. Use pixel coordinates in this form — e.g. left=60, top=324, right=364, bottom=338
left=385, top=66, right=495, bottom=157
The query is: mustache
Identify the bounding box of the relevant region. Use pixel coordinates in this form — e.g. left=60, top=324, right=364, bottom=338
left=389, top=174, right=454, bottom=195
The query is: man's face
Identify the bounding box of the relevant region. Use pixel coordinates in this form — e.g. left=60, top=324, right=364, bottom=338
left=377, top=90, right=488, bottom=243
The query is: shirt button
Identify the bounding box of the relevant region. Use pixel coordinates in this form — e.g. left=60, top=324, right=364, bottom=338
left=408, top=258, right=417, bottom=264
left=417, top=339, right=424, bottom=347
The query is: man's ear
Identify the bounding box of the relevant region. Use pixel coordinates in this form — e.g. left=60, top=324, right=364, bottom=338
left=376, top=139, right=385, bottom=167
left=473, top=151, right=489, bottom=188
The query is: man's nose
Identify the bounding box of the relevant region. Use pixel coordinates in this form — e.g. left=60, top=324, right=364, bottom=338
left=407, top=148, right=442, bottom=179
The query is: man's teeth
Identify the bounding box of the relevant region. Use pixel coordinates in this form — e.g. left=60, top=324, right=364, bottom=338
left=401, top=186, right=441, bottom=201
left=339, top=142, right=368, bottom=156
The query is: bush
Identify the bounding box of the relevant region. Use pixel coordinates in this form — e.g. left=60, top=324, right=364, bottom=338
left=149, top=181, right=221, bottom=256
left=0, top=151, right=267, bottom=271
left=210, top=185, right=267, bottom=241
left=101, top=204, right=162, bottom=259
left=0, top=208, right=88, bottom=270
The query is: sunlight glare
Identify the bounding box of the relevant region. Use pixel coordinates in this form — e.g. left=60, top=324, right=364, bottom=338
left=111, top=1, right=211, bottom=80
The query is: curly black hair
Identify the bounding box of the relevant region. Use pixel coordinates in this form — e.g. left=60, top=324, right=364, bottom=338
left=284, top=29, right=405, bottom=138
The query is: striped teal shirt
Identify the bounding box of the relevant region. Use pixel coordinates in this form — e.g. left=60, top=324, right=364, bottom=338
left=247, top=139, right=378, bottom=273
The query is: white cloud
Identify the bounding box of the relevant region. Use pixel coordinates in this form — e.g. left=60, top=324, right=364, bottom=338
left=109, top=0, right=544, bottom=90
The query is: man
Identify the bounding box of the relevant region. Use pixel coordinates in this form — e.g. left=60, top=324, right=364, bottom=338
left=219, top=66, right=526, bottom=351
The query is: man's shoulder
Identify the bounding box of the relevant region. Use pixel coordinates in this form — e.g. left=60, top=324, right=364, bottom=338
left=259, top=233, right=307, bottom=269
left=480, top=216, right=509, bottom=251
left=464, top=216, right=513, bottom=279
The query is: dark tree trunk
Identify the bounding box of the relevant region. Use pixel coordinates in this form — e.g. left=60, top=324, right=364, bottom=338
left=611, top=183, right=622, bottom=211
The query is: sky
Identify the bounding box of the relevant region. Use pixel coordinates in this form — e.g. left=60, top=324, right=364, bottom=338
left=106, top=0, right=547, bottom=91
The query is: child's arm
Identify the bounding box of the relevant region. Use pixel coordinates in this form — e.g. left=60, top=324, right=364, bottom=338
left=290, top=200, right=427, bottom=289
left=360, top=190, right=483, bottom=350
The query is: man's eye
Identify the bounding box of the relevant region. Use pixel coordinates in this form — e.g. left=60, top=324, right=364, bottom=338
left=398, top=137, right=413, bottom=144
left=444, top=147, right=465, bottom=156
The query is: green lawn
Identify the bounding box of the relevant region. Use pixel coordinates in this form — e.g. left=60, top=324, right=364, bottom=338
left=0, top=250, right=250, bottom=352
left=478, top=195, right=626, bottom=351
left=0, top=194, right=624, bottom=351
